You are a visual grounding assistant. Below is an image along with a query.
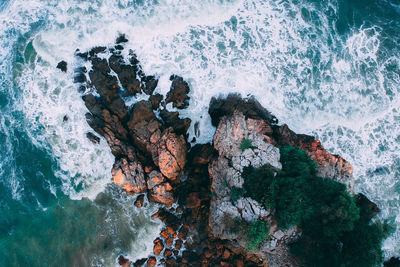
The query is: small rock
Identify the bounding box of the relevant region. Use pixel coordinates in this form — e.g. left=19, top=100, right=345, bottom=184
left=166, top=75, right=190, bottom=109
left=86, top=132, right=100, bottom=144
left=222, top=249, right=231, bottom=260
left=164, top=249, right=173, bottom=258
left=175, top=239, right=183, bottom=250
left=147, top=257, right=157, bottom=267
left=56, top=60, right=67, bottom=72
left=161, top=229, right=170, bottom=239
left=134, top=194, right=145, bottom=208
left=166, top=237, right=174, bottom=247
left=117, top=255, right=131, bottom=267
left=116, top=34, right=128, bottom=44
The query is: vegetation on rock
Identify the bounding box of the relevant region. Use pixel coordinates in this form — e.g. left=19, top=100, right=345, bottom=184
left=242, top=145, right=391, bottom=266
left=229, top=218, right=270, bottom=251
left=239, top=138, right=255, bottom=151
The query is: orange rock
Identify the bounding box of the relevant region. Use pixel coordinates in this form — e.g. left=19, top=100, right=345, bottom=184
left=164, top=249, right=173, bottom=258
left=155, top=129, right=187, bottom=181
left=220, top=261, right=230, bottom=267
left=222, top=249, right=231, bottom=260
left=166, top=237, right=174, bottom=247
left=147, top=257, right=157, bottom=267
left=167, top=225, right=177, bottom=234
left=150, top=182, right=175, bottom=206
left=161, top=229, right=170, bottom=239
left=153, top=240, right=164, bottom=256
left=147, top=171, right=165, bottom=189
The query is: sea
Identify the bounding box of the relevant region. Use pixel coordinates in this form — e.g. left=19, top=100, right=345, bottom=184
left=0, top=0, right=399, bottom=266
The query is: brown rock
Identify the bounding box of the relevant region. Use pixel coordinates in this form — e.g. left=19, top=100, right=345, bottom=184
left=161, top=229, right=170, bottom=239
left=118, top=255, right=131, bottom=267
left=159, top=109, right=191, bottom=135
left=220, top=261, right=230, bottom=267
left=204, top=248, right=213, bottom=259
left=175, top=239, right=183, bottom=250
left=112, top=158, right=146, bottom=194
left=178, top=225, right=189, bottom=240
left=166, top=257, right=175, bottom=266
left=147, top=170, right=165, bottom=189
left=185, top=192, right=201, bottom=208
left=153, top=239, right=164, bottom=256
left=222, top=249, right=231, bottom=260
left=147, top=257, right=157, bottom=267
left=149, top=93, right=163, bottom=110
left=134, top=194, right=145, bottom=208
left=166, top=75, right=190, bottom=109
left=150, top=182, right=175, bottom=206
left=167, top=225, right=177, bottom=234
left=155, top=129, right=187, bottom=181
left=234, top=259, right=245, bottom=267
left=164, top=249, right=173, bottom=258
left=166, top=237, right=174, bottom=247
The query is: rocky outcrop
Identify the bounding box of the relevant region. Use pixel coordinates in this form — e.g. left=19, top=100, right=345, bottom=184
left=76, top=36, right=191, bottom=206
left=209, top=111, right=299, bottom=266
left=76, top=38, right=369, bottom=267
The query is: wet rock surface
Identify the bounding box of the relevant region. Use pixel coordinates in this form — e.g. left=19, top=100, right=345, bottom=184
left=76, top=37, right=368, bottom=266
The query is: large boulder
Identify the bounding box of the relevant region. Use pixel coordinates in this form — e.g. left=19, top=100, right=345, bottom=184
left=112, top=158, right=146, bottom=194
left=153, top=128, right=187, bottom=182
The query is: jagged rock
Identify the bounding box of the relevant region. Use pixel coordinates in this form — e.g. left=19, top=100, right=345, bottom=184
left=116, top=34, right=128, bottom=44
left=150, top=182, right=175, bottom=206
left=147, top=256, right=157, bottom=267
left=133, top=258, right=147, bottom=267
left=86, top=132, right=100, bottom=144
left=142, top=75, right=158, bottom=95
left=166, top=75, right=190, bottom=109
left=134, top=194, right=145, bottom=208
left=149, top=93, right=163, bottom=110
left=160, top=109, right=191, bottom=136
left=112, top=158, right=146, bottom=194
left=56, top=60, right=67, bottom=72
left=117, top=255, right=131, bottom=267
left=154, top=128, right=187, bottom=181
left=235, top=198, right=270, bottom=222
left=127, top=100, right=161, bottom=155
left=209, top=93, right=277, bottom=126
left=147, top=170, right=165, bottom=189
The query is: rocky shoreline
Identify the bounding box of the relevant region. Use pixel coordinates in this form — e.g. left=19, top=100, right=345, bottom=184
left=63, top=35, right=383, bottom=266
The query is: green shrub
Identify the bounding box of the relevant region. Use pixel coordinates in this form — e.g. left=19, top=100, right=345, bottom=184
left=247, top=219, right=270, bottom=251
left=229, top=218, right=270, bottom=251
left=230, top=187, right=245, bottom=202
left=240, top=138, right=255, bottom=151
left=241, top=145, right=388, bottom=266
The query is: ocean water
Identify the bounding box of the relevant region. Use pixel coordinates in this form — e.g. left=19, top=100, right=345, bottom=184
left=0, top=0, right=399, bottom=265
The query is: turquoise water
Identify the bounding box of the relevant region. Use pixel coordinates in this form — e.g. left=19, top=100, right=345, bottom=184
left=0, top=0, right=400, bottom=265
